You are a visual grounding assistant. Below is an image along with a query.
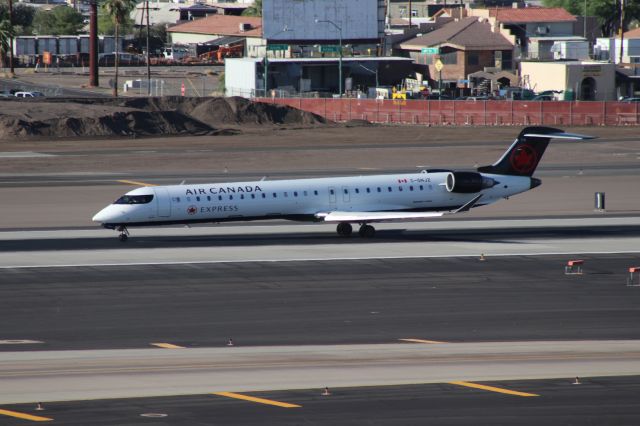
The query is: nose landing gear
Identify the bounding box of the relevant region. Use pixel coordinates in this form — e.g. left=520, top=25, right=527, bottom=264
left=117, top=226, right=130, bottom=242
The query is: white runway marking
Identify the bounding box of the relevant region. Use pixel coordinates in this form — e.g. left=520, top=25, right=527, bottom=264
left=0, top=340, right=44, bottom=344
left=0, top=152, right=56, bottom=158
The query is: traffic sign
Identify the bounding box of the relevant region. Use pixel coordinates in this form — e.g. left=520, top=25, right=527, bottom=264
left=320, top=45, right=340, bottom=53
left=267, top=44, right=288, bottom=51
left=421, top=47, right=439, bottom=54
left=435, top=59, right=444, bottom=72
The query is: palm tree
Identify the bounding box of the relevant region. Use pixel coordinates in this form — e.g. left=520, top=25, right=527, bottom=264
left=0, top=19, right=16, bottom=72
left=103, top=0, right=136, bottom=97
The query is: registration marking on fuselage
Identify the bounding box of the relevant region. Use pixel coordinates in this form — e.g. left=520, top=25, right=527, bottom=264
left=117, top=180, right=157, bottom=187
left=399, top=338, right=447, bottom=344
left=450, top=381, right=539, bottom=397
left=150, top=343, right=185, bottom=349
left=0, top=409, right=53, bottom=422
left=212, top=392, right=301, bottom=408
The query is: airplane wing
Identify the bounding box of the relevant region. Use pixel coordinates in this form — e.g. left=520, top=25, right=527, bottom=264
left=317, top=194, right=482, bottom=223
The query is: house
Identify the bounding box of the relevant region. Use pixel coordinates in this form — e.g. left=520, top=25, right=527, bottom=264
left=470, top=7, right=578, bottom=61
left=398, top=16, right=514, bottom=94
left=167, top=15, right=262, bottom=54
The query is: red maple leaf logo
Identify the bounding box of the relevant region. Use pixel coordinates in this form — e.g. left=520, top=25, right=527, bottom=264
left=509, top=144, right=538, bottom=174
left=187, top=205, right=197, bottom=215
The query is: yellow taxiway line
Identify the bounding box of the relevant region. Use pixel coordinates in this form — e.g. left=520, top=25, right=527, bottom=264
left=150, top=343, right=185, bottom=349
left=399, top=338, right=447, bottom=344
left=212, top=392, right=301, bottom=408
left=450, top=381, right=539, bottom=397
left=117, top=179, right=157, bottom=187
left=0, top=409, right=53, bottom=422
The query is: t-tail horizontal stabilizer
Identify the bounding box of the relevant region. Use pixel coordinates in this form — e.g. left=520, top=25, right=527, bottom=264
left=478, top=126, right=596, bottom=177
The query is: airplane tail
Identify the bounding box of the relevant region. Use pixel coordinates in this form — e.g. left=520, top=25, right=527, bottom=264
left=477, top=126, right=594, bottom=177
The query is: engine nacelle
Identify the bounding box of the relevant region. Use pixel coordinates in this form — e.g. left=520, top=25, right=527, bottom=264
left=446, top=171, right=497, bottom=193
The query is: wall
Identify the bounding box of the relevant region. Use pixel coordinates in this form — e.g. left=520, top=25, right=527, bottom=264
left=256, top=97, right=640, bottom=126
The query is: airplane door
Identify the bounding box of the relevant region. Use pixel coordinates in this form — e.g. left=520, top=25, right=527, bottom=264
left=328, top=187, right=337, bottom=207
left=155, top=187, right=171, bottom=217
left=342, top=186, right=351, bottom=203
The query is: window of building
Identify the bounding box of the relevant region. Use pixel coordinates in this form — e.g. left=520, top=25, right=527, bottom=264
left=467, top=53, right=479, bottom=66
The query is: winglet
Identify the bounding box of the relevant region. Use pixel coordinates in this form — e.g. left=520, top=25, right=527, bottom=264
left=454, top=194, right=483, bottom=213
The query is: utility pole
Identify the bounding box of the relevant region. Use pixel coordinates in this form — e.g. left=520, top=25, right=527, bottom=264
left=583, top=0, right=586, bottom=39
left=409, top=0, right=412, bottom=28
left=146, top=0, right=151, bottom=96
left=8, top=0, right=15, bottom=75
left=89, top=0, right=99, bottom=87
left=619, top=0, right=625, bottom=64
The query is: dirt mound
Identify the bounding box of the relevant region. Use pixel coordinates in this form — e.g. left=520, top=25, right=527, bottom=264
left=0, top=96, right=327, bottom=140
left=186, top=97, right=327, bottom=126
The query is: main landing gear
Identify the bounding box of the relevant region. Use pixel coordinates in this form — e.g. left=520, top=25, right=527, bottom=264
left=117, top=225, right=130, bottom=242
left=336, top=222, right=375, bottom=238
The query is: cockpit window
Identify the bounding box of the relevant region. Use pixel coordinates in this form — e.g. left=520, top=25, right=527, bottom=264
left=114, top=194, right=154, bottom=204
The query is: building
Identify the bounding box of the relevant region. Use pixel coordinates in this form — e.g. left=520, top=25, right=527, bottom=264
left=398, top=16, right=514, bottom=94
left=225, top=56, right=414, bottom=98
left=470, top=7, right=578, bottom=61
left=595, top=29, right=640, bottom=64
left=167, top=15, right=262, bottom=53
left=520, top=61, right=615, bottom=101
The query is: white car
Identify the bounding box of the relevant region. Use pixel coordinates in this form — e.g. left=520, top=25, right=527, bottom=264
left=14, top=91, right=45, bottom=98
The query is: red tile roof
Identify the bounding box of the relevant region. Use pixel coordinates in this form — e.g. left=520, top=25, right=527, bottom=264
left=490, top=7, right=576, bottom=23
left=625, top=27, right=640, bottom=38
left=168, top=15, right=262, bottom=37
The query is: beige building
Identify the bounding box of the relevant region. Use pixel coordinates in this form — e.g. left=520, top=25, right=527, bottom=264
left=520, top=61, right=616, bottom=101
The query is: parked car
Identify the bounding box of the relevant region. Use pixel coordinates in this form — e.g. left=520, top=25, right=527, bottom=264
left=14, top=91, right=45, bottom=98
left=531, top=94, right=553, bottom=101
left=621, top=97, right=640, bottom=102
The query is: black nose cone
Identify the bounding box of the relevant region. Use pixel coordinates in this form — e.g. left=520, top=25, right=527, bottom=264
left=530, top=177, right=542, bottom=189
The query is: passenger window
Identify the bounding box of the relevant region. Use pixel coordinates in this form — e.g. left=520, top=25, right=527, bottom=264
left=218, top=195, right=222, bottom=201
left=366, top=188, right=370, bottom=193
left=294, top=192, right=298, bottom=197
left=240, top=194, right=244, bottom=199
left=409, top=186, right=414, bottom=191
left=420, top=185, right=424, bottom=191
left=284, top=192, right=288, bottom=197
left=355, top=188, right=359, bottom=194
left=303, top=191, right=308, bottom=196
left=314, top=190, right=318, bottom=196
left=388, top=187, right=392, bottom=192
left=229, top=195, right=233, bottom=200
left=207, top=196, right=211, bottom=201
left=377, top=187, right=381, bottom=193
left=262, top=193, right=266, bottom=198
left=186, top=197, right=191, bottom=201
left=251, top=194, right=255, bottom=199
left=273, top=193, right=277, bottom=198
left=343, top=189, right=348, bottom=194
left=196, top=196, right=201, bottom=201
left=398, top=187, right=403, bottom=192
left=330, top=189, right=335, bottom=195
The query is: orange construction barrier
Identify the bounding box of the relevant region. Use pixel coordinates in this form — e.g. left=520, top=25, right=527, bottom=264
left=565, top=260, right=584, bottom=275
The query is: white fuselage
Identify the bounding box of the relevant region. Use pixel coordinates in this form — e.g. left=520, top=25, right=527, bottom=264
left=92, top=171, right=533, bottom=227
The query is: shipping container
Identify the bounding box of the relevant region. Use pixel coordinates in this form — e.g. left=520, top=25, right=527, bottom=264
left=37, top=37, right=57, bottom=55
left=13, top=36, right=37, bottom=56
left=58, top=36, right=80, bottom=55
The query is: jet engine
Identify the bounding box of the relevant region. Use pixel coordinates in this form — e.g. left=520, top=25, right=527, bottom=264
left=445, top=171, right=497, bottom=193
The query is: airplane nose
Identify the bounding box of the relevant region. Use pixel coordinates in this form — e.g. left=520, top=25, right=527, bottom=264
left=92, top=209, right=107, bottom=223
left=92, top=206, right=115, bottom=223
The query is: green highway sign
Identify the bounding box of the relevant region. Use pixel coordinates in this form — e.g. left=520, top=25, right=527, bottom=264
left=320, top=45, right=340, bottom=53
left=421, top=47, right=439, bottom=54
left=267, top=44, right=288, bottom=51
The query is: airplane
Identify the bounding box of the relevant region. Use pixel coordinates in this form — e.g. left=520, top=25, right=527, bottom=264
left=92, top=126, right=594, bottom=241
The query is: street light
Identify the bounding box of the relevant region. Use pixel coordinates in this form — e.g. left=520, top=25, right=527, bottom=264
left=315, top=18, right=343, bottom=97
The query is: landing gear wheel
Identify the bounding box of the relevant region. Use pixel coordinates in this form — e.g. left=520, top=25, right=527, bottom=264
left=117, top=225, right=130, bottom=242
left=336, top=222, right=353, bottom=237
left=358, top=224, right=375, bottom=238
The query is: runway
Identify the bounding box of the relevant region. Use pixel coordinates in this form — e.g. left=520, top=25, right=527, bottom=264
left=1, top=127, right=640, bottom=423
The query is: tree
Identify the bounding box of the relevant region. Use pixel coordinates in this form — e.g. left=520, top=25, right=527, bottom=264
left=0, top=18, right=15, bottom=70
left=0, top=3, right=36, bottom=35
left=103, top=0, right=137, bottom=97
left=543, top=0, right=640, bottom=36
left=32, top=6, right=84, bottom=35
left=242, top=0, right=262, bottom=17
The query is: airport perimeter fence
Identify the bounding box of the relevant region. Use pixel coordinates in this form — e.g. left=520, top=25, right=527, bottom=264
left=255, top=98, right=640, bottom=126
